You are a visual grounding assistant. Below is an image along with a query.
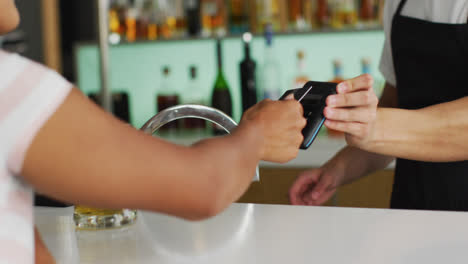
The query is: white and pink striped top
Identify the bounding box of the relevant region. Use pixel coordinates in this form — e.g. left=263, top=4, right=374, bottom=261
left=0, top=50, right=72, bottom=263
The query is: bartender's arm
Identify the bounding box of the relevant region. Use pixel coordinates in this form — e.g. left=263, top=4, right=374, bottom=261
left=290, top=76, right=395, bottom=205
left=328, top=82, right=468, bottom=162
left=21, top=89, right=306, bottom=220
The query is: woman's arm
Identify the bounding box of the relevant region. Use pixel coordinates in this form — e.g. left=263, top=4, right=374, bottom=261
left=21, top=89, right=305, bottom=220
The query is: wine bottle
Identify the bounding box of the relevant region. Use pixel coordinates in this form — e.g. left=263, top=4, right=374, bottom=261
left=185, top=0, right=201, bottom=36
left=183, top=66, right=207, bottom=130
left=211, top=39, right=233, bottom=135
left=157, top=66, right=180, bottom=131
left=240, top=32, right=257, bottom=113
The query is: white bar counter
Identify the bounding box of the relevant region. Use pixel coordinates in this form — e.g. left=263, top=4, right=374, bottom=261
left=36, top=204, right=468, bottom=264
left=160, top=133, right=396, bottom=169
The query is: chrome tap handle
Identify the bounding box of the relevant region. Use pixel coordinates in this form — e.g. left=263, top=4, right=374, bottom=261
left=140, top=105, right=260, bottom=181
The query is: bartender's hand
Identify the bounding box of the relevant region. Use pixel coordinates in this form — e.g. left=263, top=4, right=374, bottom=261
left=289, top=165, right=343, bottom=205
left=240, top=96, right=306, bottom=163
left=324, top=74, right=379, bottom=148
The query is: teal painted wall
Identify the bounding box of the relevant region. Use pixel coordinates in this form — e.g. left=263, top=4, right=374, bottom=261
left=76, top=30, right=385, bottom=128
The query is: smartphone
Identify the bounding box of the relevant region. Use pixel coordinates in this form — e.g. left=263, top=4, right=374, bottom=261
left=280, top=81, right=337, bottom=149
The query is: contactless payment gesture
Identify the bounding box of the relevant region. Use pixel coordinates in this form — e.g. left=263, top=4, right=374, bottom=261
left=280, top=81, right=337, bottom=150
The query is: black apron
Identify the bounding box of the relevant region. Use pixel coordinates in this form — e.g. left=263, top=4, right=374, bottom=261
left=390, top=0, right=468, bottom=211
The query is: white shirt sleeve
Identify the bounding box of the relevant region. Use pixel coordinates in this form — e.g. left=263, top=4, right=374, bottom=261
left=378, top=0, right=398, bottom=87
left=0, top=51, right=73, bottom=175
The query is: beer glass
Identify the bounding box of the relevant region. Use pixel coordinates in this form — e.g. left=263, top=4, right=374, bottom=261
left=73, top=104, right=259, bottom=229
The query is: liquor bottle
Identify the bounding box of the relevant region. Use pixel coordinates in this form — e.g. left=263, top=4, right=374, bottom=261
left=328, top=59, right=344, bottom=138
left=302, top=0, right=315, bottom=30
left=211, top=39, right=233, bottom=135
left=361, top=57, right=382, bottom=96
left=135, top=0, right=150, bottom=40
left=330, top=0, right=343, bottom=29
left=147, top=12, right=158, bottom=40
left=172, top=0, right=187, bottom=37
left=125, top=6, right=138, bottom=42
left=361, top=57, right=371, bottom=75
left=89, top=92, right=131, bottom=124
left=316, top=0, right=329, bottom=28
left=256, top=0, right=282, bottom=33
left=109, top=0, right=129, bottom=38
left=338, top=0, right=358, bottom=27
left=360, top=0, right=375, bottom=23
left=240, top=32, right=257, bottom=112
left=229, top=0, right=249, bottom=34
left=185, top=0, right=201, bottom=36
left=261, top=23, right=282, bottom=100
left=201, top=0, right=227, bottom=37
left=293, top=50, right=309, bottom=89
left=183, top=66, right=207, bottom=130
left=157, top=66, right=180, bottom=131
left=289, top=0, right=307, bottom=31
left=330, top=59, right=344, bottom=83
left=109, top=0, right=122, bottom=37
left=154, top=0, right=173, bottom=39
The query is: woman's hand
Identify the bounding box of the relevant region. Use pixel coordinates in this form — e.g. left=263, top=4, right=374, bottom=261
left=324, top=74, right=379, bottom=148
left=240, top=97, right=307, bottom=163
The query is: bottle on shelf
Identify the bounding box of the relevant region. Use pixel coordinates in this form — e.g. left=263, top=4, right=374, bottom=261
left=361, top=57, right=383, bottom=97
left=229, top=0, right=249, bottom=34
left=327, top=58, right=345, bottom=138
left=255, top=0, right=283, bottom=33
left=201, top=0, right=227, bottom=37
left=125, top=5, right=139, bottom=42
left=153, top=0, right=172, bottom=39
left=316, top=0, right=330, bottom=28
left=330, top=59, right=344, bottom=83
left=329, top=0, right=343, bottom=29
left=147, top=12, right=158, bottom=40
left=183, top=66, right=207, bottom=131
left=338, top=0, right=358, bottom=27
left=171, top=0, right=187, bottom=37
left=293, top=50, right=309, bottom=89
left=240, top=32, right=257, bottom=112
left=261, top=23, right=282, bottom=100
left=157, top=66, right=180, bottom=131
left=361, top=57, right=371, bottom=75
left=211, top=39, right=233, bottom=135
left=302, top=0, right=316, bottom=30
left=109, top=0, right=129, bottom=41
left=88, top=92, right=131, bottom=124
left=289, top=0, right=308, bottom=32
left=185, top=0, right=202, bottom=36
left=359, top=0, right=375, bottom=24
left=109, top=0, right=123, bottom=43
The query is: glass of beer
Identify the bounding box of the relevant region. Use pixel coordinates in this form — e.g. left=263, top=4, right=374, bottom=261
left=74, top=206, right=137, bottom=230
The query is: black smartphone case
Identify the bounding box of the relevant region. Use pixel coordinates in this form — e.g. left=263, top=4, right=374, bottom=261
left=280, top=81, right=337, bottom=149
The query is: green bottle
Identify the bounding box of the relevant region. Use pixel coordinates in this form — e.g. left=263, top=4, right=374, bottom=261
left=211, top=39, right=233, bottom=135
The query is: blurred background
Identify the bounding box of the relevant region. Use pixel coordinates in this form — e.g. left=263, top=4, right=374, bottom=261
left=2, top=0, right=393, bottom=209
left=3, top=0, right=385, bottom=126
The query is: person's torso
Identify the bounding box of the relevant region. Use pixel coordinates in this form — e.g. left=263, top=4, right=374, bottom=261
left=389, top=0, right=468, bottom=211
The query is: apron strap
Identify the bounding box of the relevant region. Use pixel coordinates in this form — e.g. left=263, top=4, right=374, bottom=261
left=395, top=0, right=408, bottom=16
